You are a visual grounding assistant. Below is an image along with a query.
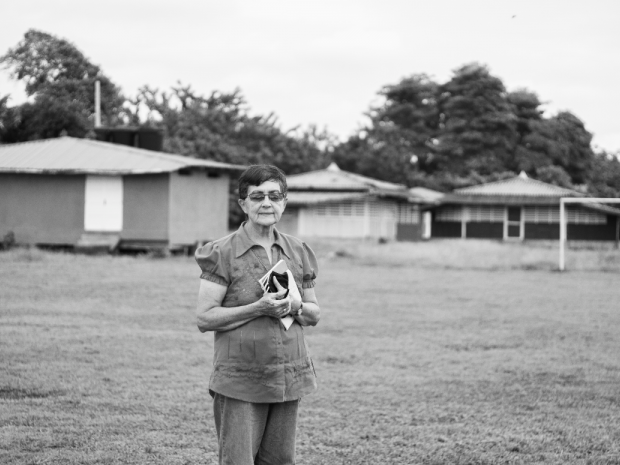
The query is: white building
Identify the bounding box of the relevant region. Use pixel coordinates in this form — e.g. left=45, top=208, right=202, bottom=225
left=279, top=163, right=433, bottom=241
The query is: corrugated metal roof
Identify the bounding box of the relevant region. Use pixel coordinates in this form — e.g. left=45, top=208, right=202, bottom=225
left=441, top=194, right=620, bottom=216
left=409, top=187, right=445, bottom=201
left=286, top=163, right=405, bottom=192
left=582, top=202, right=620, bottom=216
left=453, top=172, right=583, bottom=198
left=442, top=195, right=574, bottom=206
left=0, top=137, right=245, bottom=174
left=285, top=191, right=369, bottom=206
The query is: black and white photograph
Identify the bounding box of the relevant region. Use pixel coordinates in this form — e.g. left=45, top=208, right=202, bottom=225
left=1, top=1, right=619, bottom=464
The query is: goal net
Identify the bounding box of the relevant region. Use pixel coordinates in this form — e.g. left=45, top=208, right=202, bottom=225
left=559, top=198, right=620, bottom=271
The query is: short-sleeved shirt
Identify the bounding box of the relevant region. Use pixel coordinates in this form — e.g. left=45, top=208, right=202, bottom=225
left=195, top=222, right=318, bottom=403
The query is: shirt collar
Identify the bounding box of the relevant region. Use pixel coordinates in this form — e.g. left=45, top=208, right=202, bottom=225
left=234, top=221, right=291, bottom=259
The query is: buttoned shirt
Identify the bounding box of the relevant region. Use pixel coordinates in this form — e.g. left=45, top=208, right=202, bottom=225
left=195, top=222, right=318, bottom=403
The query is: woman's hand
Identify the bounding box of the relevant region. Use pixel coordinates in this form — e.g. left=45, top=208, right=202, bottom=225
left=269, top=274, right=303, bottom=315
left=255, top=284, right=291, bottom=318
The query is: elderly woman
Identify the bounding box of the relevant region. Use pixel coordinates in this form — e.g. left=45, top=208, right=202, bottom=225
left=195, top=164, right=320, bottom=465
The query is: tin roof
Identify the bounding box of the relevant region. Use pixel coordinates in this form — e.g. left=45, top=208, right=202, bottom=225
left=442, top=195, right=579, bottom=206
left=409, top=187, right=445, bottom=201
left=0, top=137, right=245, bottom=174
left=453, top=171, right=583, bottom=198
left=441, top=172, right=620, bottom=215
left=286, top=162, right=406, bottom=192
left=285, top=191, right=369, bottom=206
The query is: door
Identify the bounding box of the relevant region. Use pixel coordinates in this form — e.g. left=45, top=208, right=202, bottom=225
left=422, top=211, right=432, bottom=239
left=84, top=175, right=123, bottom=231
left=505, top=206, right=523, bottom=239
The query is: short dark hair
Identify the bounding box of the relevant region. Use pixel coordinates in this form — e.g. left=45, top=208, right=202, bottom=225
left=238, top=165, right=288, bottom=199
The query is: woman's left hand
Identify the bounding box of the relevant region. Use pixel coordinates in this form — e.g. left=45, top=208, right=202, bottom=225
left=271, top=276, right=302, bottom=315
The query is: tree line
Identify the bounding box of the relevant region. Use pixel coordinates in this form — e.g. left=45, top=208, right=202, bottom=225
left=1, top=29, right=619, bottom=197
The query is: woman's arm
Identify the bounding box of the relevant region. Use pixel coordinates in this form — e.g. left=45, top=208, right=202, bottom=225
left=293, top=287, right=320, bottom=327
left=196, top=279, right=292, bottom=333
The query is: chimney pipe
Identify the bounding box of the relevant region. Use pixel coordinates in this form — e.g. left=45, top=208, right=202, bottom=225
left=95, top=80, right=101, bottom=128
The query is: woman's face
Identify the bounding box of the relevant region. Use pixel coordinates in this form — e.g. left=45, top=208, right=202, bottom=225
left=239, top=180, right=287, bottom=228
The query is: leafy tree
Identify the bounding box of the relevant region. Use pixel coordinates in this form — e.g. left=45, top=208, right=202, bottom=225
left=0, top=95, right=10, bottom=130
left=541, top=112, right=594, bottom=184
left=132, top=84, right=333, bottom=226
left=332, top=74, right=440, bottom=185
left=0, top=29, right=124, bottom=141
left=133, top=84, right=332, bottom=174
left=535, top=165, right=574, bottom=188
left=333, top=65, right=522, bottom=187
left=586, top=151, right=620, bottom=197
left=507, top=90, right=550, bottom=172
left=434, top=63, right=518, bottom=176
left=334, top=62, right=608, bottom=195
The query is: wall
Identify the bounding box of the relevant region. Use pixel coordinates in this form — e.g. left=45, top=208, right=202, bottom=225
left=298, top=199, right=398, bottom=239
left=466, top=222, right=503, bottom=239
left=122, top=174, right=169, bottom=242
left=168, top=170, right=229, bottom=245
left=525, top=215, right=617, bottom=240
left=524, top=223, right=559, bottom=240
left=300, top=199, right=367, bottom=238
left=568, top=215, right=618, bottom=241
left=0, top=174, right=85, bottom=245
left=396, top=224, right=422, bottom=241
left=431, top=220, right=461, bottom=238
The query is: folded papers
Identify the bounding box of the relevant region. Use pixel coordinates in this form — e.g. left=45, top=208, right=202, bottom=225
left=259, top=260, right=295, bottom=330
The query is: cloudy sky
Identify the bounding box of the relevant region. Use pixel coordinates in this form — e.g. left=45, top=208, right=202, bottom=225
left=2, top=0, right=619, bottom=152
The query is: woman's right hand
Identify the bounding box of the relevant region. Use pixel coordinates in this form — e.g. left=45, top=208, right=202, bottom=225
left=255, top=288, right=291, bottom=318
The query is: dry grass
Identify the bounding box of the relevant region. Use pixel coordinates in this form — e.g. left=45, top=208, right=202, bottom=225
left=1, top=241, right=619, bottom=464
left=309, top=238, right=620, bottom=272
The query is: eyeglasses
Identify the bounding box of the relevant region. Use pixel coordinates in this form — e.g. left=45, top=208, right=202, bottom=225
left=246, top=191, right=286, bottom=203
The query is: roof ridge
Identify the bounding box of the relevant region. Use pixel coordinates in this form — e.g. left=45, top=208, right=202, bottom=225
left=0, top=136, right=62, bottom=149
left=339, top=170, right=406, bottom=189
left=455, top=174, right=582, bottom=196
left=0, top=136, right=245, bottom=173
left=74, top=137, right=192, bottom=164
left=522, top=177, right=582, bottom=195
left=1, top=136, right=187, bottom=164
left=1, top=136, right=209, bottom=167
left=287, top=166, right=334, bottom=178
left=288, top=165, right=405, bottom=190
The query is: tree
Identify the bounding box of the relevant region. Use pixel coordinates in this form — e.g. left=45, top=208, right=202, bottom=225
left=333, top=62, right=609, bottom=195
left=586, top=151, right=620, bottom=197
left=507, top=89, right=550, bottom=172
left=433, top=63, right=518, bottom=176
left=535, top=165, right=574, bottom=188
left=0, top=29, right=125, bottom=141
left=133, top=84, right=331, bottom=174
left=332, top=74, right=440, bottom=184
left=132, top=84, right=333, bottom=226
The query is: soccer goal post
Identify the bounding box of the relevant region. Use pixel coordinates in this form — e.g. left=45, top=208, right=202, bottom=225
left=559, top=197, right=620, bottom=271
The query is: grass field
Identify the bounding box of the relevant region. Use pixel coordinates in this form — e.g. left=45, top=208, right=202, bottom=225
left=1, top=241, right=619, bottom=464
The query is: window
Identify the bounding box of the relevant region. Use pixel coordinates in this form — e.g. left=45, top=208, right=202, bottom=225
left=523, top=206, right=606, bottom=224
left=468, top=206, right=505, bottom=222
left=435, top=206, right=463, bottom=222
left=398, top=205, right=420, bottom=224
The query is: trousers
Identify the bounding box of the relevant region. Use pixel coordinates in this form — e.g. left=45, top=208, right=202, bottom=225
left=213, top=392, right=299, bottom=465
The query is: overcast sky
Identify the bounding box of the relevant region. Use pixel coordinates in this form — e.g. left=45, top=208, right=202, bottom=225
left=2, top=0, right=619, bottom=152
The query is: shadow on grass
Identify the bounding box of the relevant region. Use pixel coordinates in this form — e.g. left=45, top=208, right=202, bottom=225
left=0, top=386, right=65, bottom=400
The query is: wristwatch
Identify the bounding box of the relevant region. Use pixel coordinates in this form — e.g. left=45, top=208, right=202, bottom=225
left=297, top=301, right=303, bottom=316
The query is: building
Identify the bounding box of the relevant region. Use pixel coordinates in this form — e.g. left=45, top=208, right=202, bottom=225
left=278, top=163, right=434, bottom=241
left=0, top=137, right=244, bottom=251
left=430, top=172, right=620, bottom=241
